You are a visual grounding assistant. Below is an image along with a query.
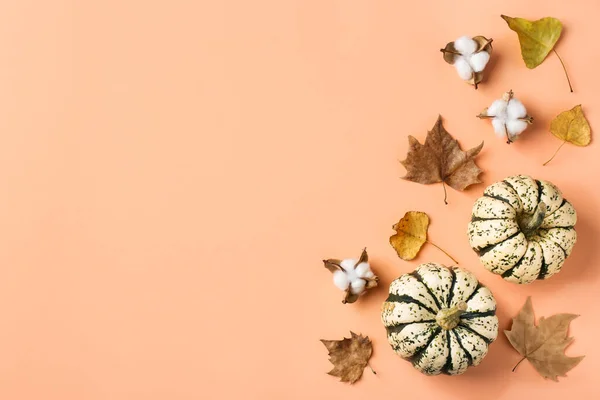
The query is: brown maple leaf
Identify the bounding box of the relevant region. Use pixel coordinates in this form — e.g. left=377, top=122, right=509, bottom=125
left=401, top=115, right=484, bottom=204
left=505, top=297, right=584, bottom=381
left=321, top=332, right=375, bottom=384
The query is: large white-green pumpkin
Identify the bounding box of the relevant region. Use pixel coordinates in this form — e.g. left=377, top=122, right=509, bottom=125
left=381, top=263, right=498, bottom=375
left=468, top=175, right=577, bottom=284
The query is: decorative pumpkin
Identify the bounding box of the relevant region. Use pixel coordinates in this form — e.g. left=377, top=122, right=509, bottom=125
left=468, top=175, right=577, bottom=284
left=381, top=263, right=498, bottom=375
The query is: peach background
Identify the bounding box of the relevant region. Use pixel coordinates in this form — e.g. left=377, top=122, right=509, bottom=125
left=0, top=0, right=598, bottom=399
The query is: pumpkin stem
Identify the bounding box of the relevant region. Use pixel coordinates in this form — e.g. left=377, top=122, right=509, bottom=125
left=519, top=202, right=547, bottom=237
left=435, top=301, right=467, bottom=330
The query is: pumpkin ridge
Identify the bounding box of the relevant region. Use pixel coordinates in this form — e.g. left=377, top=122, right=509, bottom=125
left=470, top=216, right=509, bottom=222
left=410, top=271, right=443, bottom=311
left=501, top=248, right=528, bottom=278
left=544, top=198, right=569, bottom=219
left=463, top=284, right=482, bottom=303
left=483, top=193, right=516, bottom=209
left=536, top=252, right=549, bottom=280
left=441, top=330, right=454, bottom=375
left=458, top=323, right=493, bottom=344
left=475, top=230, right=522, bottom=256
left=447, top=268, right=457, bottom=306
left=409, top=327, right=442, bottom=364
left=452, top=330, right=473, bottom=366
left=460, top=309, right=496, bottom=319
left=501, top=179, right=520, bottom=200
left=537, top=229, right=570, bottom=258
left=535, top=179, right=544, bottom=206
left=385, top=320, right=436, bottom=335
left=384, top=293, right=438, bottom=315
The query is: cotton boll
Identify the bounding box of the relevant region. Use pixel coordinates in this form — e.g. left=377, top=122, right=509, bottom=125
left=454, top=57, right=473, bottom=80
left=480, top=92, right=531, bottom=141
left=454, top=36, right=477, bottom=55
left=333, top=270, right=350, bottom=290
left=492, top=118, right=507, bottom=138
left=468, top=51, right=490, bottom=72
left=340, top=258, right=356, bottom=272
left=362, top=270, right=374, bottom=279
left=506, top=99, right=527, bottom=119
left=354, top=262, right=371, bottom=278
left=350, top=278, right=366, bottom=295
left=487, top=99, right=507, bottom=117
left=506, top=119, right=528, bottom=136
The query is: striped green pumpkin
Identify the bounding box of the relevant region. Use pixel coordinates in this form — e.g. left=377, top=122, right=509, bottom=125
left=468, top=175, right=577, bottom=284
left=381, top=263, right=498, bottom=375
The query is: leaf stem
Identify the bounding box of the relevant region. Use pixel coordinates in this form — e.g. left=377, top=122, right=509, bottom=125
left=543, top=140, right=567, bottom=166
left=367, top=363, right=376, bottom=375
left=553, top=49, right=573, bottom=93
left=512, top=356, right=526, bottom=372
left=442, top=181, right=448, bottom=205
left=426, top=240, right=459, bottom=264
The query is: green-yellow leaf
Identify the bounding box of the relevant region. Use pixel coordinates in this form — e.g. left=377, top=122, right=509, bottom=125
left=502, top=15, right=573, bottom=92
left=501, top=15, right=562, bottom=69
left=544, top=105, right=591, bottom=165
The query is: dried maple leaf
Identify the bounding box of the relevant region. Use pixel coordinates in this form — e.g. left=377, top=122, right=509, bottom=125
left=501, top=15, right=573, bottom=92
left=321, top=332, right=375, bottom=384
left=389, top=211, right=457, bottom=263
left=505, top=297, right=584, bottom=381
left=400, top=115, right=484, bottom=204
left=544, top=105, right=591, bottom=165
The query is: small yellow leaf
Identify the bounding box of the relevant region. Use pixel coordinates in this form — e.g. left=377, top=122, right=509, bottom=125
left=550, top=105, right=591, bottom=146
left=501, top=15, right=562, bottom=69
left=389, top=211, right=429, bottom=261
left=544, top=105, right=591, bottom=165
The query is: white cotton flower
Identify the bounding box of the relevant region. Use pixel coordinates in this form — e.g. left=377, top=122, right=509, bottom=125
left=450, top=36, right=491, bottom=81
left=350, top=279, right=366, bottom=294
left=454, top=36, right=477, bottom=54
left=478, top=90, right=533, bottom=143
left=324, top=250, right=378, bottom=303
left=332, top=258, right=373, bottom=295
left=333, top=270, right=350, bottom=290
left=355, top=262, right=374, bottom=279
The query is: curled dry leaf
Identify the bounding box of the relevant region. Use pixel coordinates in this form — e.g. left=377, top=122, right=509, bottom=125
left=389, top=211, right=458, bottom=264
left=441, top=35, right=493, bottom=89
left=501, top=15, right=573, bottom=92
left=323, top=249, right=378, bottom=304
left=544, top=105, right=591, bottom=165
left=505, top=297, right=584, bottom=381
left=477, top=90, right=533, bottom=143
left=321, top=331, right=375, bottom=384
left=400, top=116, right=484, bottom=204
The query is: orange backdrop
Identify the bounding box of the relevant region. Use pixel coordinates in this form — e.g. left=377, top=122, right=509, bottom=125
left=0, top=1, right=598, bottom=399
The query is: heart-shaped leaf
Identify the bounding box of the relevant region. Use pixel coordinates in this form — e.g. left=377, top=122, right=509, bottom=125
left=502, top=15, right=573, bottom=92
left=544, top=105, right=591, bottom=165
